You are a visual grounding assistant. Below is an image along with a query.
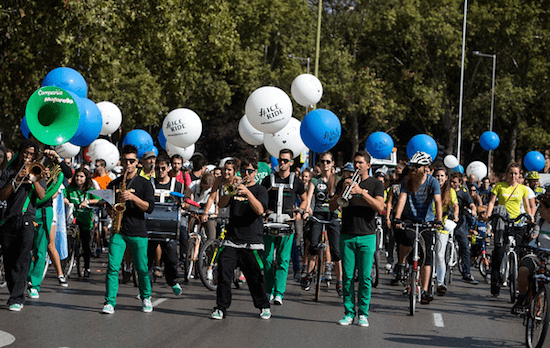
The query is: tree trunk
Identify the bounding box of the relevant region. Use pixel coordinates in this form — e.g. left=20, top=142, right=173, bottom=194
left=351, top=112, right=359, bottom=154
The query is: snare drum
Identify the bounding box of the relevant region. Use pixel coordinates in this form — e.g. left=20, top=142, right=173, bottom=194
left=263, top=213, right=294, bottom=237
left=146, top=203, right=181, bottom=242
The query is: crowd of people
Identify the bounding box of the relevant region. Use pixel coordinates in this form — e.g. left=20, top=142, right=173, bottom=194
left=1, top=138, right=549, bottom=328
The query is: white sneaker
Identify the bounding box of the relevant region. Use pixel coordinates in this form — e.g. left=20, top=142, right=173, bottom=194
left=260, top=308, right=271, bottom=319
left=27, top=288, right=39, bottom=299
left=358, top=315, right=369, bottom=327
left=142, top=298, right=153, bottom=313
left=102, top=304, right=114, bottom=314
left=211, top=308, right=224, bottom=320
left=273, top=295, right=283, bottom=305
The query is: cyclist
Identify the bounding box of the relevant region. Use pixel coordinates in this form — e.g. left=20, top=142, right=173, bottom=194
left=303, top=151, right=343, bottom=295
left=512, top=193, right=550, bottom=314
left=384, top=162, right=406, bottom=271
left=189, top=172, right=217, bottom=240
left=433, top=167, right=459, bottom=295
left=261, top=149, right=307, bottom=306
left=478, top=177, right=493, bottom=206
left=211, top=156, right=271, bottom=320
left=63, top=168, right=101, bottom=279
left=526, top=170, right=544, bottom=199
left=330, top=151, right=385, bottom=327
left=449, top=172, right=479, bottom=284
left=148, top=155, right=184, bottom=296
left=483, top=162, right=534, bottom=298
left=392, top=151, right=442, bottom=304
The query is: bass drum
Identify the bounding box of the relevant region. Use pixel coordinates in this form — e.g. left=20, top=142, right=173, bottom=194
left=145, top=203, right=181, bottom=242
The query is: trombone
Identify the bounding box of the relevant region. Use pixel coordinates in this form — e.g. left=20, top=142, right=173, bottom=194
left=337, top=169, right=361, bottom=208
left=13, top=161, right=45, bottom=192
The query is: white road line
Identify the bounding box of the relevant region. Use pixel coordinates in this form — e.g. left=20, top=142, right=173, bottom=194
left=433, top=313, right=444, bottom=327
left=0, top=330, right=16, bottom=347
left=152, top=298, right=168, bottom=307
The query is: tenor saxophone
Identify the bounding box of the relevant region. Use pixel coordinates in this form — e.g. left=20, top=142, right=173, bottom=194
left=112, top=169, right=128, bottom=234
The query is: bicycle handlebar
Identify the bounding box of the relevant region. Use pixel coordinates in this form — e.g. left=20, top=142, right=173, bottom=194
left=490, top=213, right=532, bottom=224
left=307, top=215, right=341, bottom=225
left=393, top=219, right=440, bottom=230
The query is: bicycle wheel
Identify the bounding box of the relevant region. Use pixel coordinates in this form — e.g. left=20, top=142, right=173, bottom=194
left=509, top=254, right=518, bottom=303
left=184, top=237, right=197, bottom=281
left=62, top=228, right=78, bottom=278
left=410, top=269, right=418, bottom=316
left=315, top=250, right=324, bottom=302
left=526, top=283, right=550, bottom=348
left=198, top=238, right=221, bottom=291
left=41, top=254, right=51, bottom=281
left=372, top=249, right=380, bottom=288
left=444, top=242, right=452, bottom=286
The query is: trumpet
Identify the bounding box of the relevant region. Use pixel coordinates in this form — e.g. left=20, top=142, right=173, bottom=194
left=13, top=161, right=45, bottom=192
left=337, top=169, right=361, bottom=208
left=222, top=177, right=248, bottom=197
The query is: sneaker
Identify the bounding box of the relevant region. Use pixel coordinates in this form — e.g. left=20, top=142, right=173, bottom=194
left=385, top=263, right=393, bottom=272
left=58, top=275, right=69, bottom=287
left=357, top=315, right=369, bottom=327
left=27, top=288, right=39, bottom=299
left=426, top=291, right=434, bottom=302
left=94, top=247, right=101, bottom=258
left=211, top=308, right=224, bottom=320
left=437, top=284, right=447, bottom=296
left=301, top=274, right=312, bottom=291
left=421, top=291, right=430, bottom=305
left=172, top=283, right=183, bottom=296
left=260, top=308, right=271, bottom=319
left=102, top=304, right=114, bottom=314
left=512, top=295, right=526, bottom=315
left=8, top=303, right=23, bottom=312
left=268, top=293, right=274, bottom=303
left=338, top=314, right=354, bottom=326
left=391, top=263, right=406, bottom=286
left=84, top=270, right=91, bottom=278
left=463, top=274, right=479, bottom=285
left=273, top=295, right=283, bottom=306
left=142, top=297, right=153, bottom=313
left=336, top=281, right=343, bottom=297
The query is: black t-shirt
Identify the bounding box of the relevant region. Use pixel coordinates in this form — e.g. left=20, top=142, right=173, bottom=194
left=261, top=173, right=305, bottom=213
left=0, top=167, right=38, bottom=220
left=152, top=178, right=183, bottom=203
left=455, top=188, right=473, bottom=228
left=108, top=174, right=155, bottom=237
left=227, top=184, right=268, bottom=245
left=336, top=176, right=384, bottom=236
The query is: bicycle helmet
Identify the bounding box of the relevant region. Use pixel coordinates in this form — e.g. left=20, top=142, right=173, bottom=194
left=526, top=171, right=541, bottom=180
left=409, top=151, right=432, bottom=166
left=342, top=162, right=354, bottom=172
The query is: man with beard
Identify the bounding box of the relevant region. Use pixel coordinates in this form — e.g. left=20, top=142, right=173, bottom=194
left=391, top=152, right=442, bottom=305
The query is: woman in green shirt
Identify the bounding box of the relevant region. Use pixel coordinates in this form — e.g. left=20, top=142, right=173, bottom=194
left=64, top=168, right=100, bottom=278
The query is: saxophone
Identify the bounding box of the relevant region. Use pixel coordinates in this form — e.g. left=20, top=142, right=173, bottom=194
left=112, top=169, right=128, bottom=234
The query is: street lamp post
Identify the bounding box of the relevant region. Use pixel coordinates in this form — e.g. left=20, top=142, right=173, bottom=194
left=473, top=50, right=496, bottom=178
left=287, top=54, right=310, bottom=74
left=457, top=0, right=468, bottom=164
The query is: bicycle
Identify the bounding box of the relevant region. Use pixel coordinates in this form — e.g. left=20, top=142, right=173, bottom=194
left=308, top=215, right=335, bottom=302
left=443, top=221, right=459, bottom=286
left=396, top=220, right=437, bottom=316
left=372, top=214, right=384, bottom=288
left=198, top=217, right=228, bottom=291
left=523, top=247, right=550, bottom=348
left=491, top=213, right=532, bottom=303
left=183, top=207, right=208, bottom=282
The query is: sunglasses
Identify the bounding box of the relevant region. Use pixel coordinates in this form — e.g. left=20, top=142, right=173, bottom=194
left=469, top=189, right=477, bottom=192
left=320, top=160, right=332, bottom=164
left=159, top=166, right=169, bottom=171
left=122, top=158, right=137, bottom=164
left=241, top=168, right=255, bottom=175
left=410, top=164, right=422, bottom=169
left=278, top=158, right=291, bottom=164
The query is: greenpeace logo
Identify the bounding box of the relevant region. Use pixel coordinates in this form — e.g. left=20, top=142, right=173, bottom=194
left=38, top=90, right=63, bottom=96
left=43, top=97, right=74, bottom=104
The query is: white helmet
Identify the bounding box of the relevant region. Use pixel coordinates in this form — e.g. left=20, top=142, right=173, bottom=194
left=409, top=151, right=432, bottom=166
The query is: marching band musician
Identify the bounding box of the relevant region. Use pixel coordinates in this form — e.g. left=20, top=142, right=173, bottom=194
left=0, top=140, right=45, bottom=311
left=211, top=156, right=271, bottom=320
left=102, top=145, right=155, bottom=315
left=261, top=149, right=307, bottom=306
left=148, top=155, right=184, bottom=296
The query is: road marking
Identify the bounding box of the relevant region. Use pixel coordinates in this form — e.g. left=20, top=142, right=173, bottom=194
left=152, top=298, right=168, bottom=307
left=0, top=330, right=16, bottom=347
left=433, top=313, right=444, bottom=327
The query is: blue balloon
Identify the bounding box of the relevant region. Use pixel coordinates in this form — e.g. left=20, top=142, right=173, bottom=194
left=452, top=164, right=464, bottom=174
left=366, top=132, right=394, bottom=159
left=406, top=134, right=438, bottom=160
left=151, top=146, right=159, bottom=157
left=480, top=131, right=500, bottom=151
left=300, top=109, right=341, bottom=153
left=20, top=116, right=30, bottom=139
left=42, top=67, right=87, bottom=99
left=158, top=129, right=167, bottom=150
left=123, top=130, right=154, bottom=159
left=69, top=98, right=102, bottom=147
left=524, top=151, right=545, bottom=172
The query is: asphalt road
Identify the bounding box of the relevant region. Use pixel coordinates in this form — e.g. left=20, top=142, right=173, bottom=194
left=0, top=253, right=544, bottom=348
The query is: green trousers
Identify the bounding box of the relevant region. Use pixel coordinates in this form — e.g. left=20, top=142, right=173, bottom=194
left=263, top=234, right=294, bottom=298
left=28, top=207, right=53, bottom=291
left=105, top=233, right=151, bottom=307
left=340, top=233, right=376, bottom=317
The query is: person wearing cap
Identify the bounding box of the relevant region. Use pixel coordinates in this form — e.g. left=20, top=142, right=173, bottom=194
left=392, top=151, right=442, bottom=304
left=526, top=171, right=544, bottom=197
left=139, top=151, right=157, bottom=180
left=342, top=163, right=355, bottom=179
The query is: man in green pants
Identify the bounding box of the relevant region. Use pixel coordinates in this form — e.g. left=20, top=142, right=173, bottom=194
left=103, top=145, right=155, bottom=314
left=330, top=151, right=385, bottom=327
left=261, top=149, right=307, bottom=306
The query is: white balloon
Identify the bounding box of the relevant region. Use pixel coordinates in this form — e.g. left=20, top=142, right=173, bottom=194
left=466, top=161, right=488, bottom=181
left=263, top=118, right=307, bottom=158
left=88, top=139, right=111, bottom=159
left=102, top=146, right=121, bottom=172
left=443, top=155, right=459, bottom=169
left=166, top=142, right=195, bottom=161
left=55, top=142, right=80, bottom=158
left=163, top=108, right=202, bottom=148
left=91, top=141, right=120, bottom=172
left=238, top=115, right=263, bottom=146
left=245, top=86, right=292, bottom=134
left=96, top=101, right=122, bottom=136
left=291, top=74, right=323, bottom=107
